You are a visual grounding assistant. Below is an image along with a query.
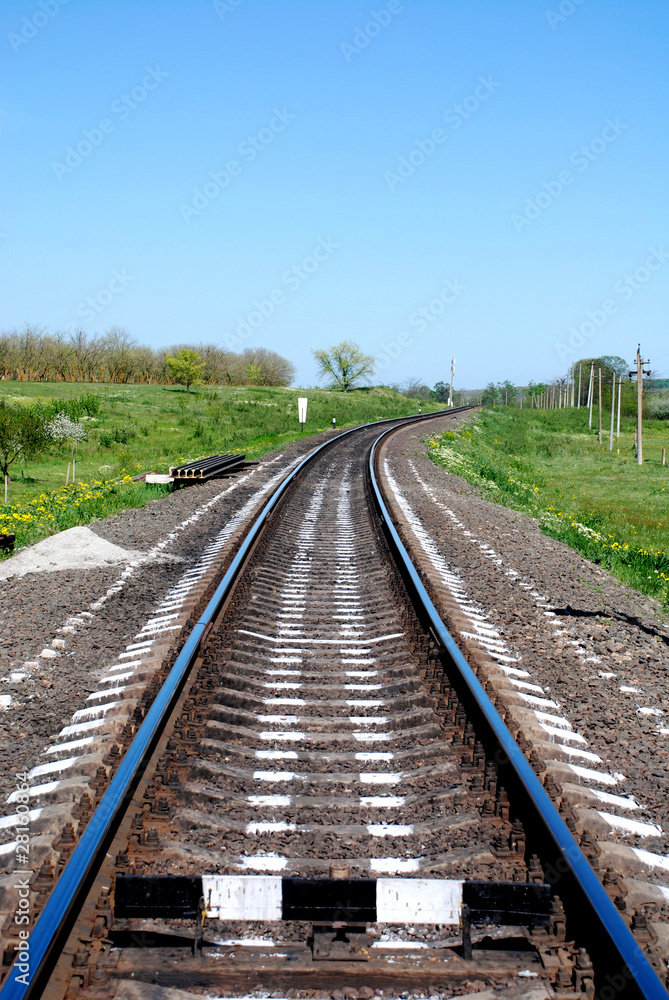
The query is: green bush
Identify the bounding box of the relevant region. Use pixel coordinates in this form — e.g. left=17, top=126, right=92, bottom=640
left=42, top=393, right=101, bottom=421
left=99, top=426, right=136, bottom=448
left=646, top=392, right=669, bottom=420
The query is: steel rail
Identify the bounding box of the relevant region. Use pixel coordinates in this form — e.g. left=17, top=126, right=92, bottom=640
left=0, top=406, right=471, bottom=1000
left=368, top=423, right=666, bottom=1000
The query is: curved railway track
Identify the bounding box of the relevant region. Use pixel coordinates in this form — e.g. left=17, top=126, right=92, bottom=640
left=0, top=411, right=665, bottom=1000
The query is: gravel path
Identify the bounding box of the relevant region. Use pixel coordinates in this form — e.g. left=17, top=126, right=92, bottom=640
left=379, top=415, right=669, bottom=969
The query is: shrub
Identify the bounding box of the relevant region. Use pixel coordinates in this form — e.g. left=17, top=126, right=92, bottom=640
left=42, top=393, right=100, bottom=421
left=99, top=426, right=136, bottom=447
left=646, top=392, right=669, bottom=420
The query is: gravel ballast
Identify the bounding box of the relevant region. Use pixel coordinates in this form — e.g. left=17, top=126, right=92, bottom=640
left=0, top=431, right=348, bottom=809
left=2, top=411, right=667, bottom=978
left=378, top=415, right=669, bottom=965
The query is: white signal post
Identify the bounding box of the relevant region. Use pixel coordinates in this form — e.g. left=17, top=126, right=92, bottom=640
left=298, top=397, right=308, bottom=432
left=449, top=358, right=455, bottom=407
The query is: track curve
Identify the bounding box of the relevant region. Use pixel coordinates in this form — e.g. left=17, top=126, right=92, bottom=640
left=0, top=408, right=665, bottom=1000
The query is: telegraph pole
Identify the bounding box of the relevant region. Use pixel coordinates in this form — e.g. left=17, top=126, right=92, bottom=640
left=609, top=372, right=615, bottom=450
left=598, top=368, right=602, bottom=445
left=577, top=363, right=582, bottom=409
left=448, top=357, right=455, bottom=407
left=629, top=344, right=651, bottom=465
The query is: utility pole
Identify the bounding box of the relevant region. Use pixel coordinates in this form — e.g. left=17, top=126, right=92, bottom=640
left=616, top=380, right=621, bottom=439
left=577, top=363, right=582, bottom=409
left=448, top=358, right=455, bottom=407
left=609, top=372, right=615, bottom=450
left=629, top=344, right=651, bottom=465
left=588, top=364, right=594, bottom=430
left=598, top=368, right=602, bottom=445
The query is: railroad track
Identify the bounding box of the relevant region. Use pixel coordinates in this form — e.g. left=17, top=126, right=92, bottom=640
left=0, top=411, right=665, bottom=1000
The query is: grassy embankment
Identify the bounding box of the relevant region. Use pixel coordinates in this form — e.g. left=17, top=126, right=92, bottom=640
left=0, top=382, right=437, bottom=551
left=428, top=407, right=669, bottom=605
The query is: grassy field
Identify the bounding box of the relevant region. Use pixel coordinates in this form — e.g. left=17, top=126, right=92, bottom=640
left=0, top=382, right=438, bottom=551
left=428, top=407, right=669, bottom=605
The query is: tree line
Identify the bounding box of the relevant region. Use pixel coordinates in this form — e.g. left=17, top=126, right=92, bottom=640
left=480, top=356, right=668, bottom=419
left=0, top=325, right=295, bottom=387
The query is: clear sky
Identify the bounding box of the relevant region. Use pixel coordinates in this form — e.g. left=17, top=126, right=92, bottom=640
left=2, top=0, right=668, bottom=389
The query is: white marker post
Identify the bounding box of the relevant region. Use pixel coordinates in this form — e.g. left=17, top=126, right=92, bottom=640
left=298, top=397, right=308, bottom=434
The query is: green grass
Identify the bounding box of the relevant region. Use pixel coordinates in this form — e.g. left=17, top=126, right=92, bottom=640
left=0, top=381, right=438, bottom=550
left=428, top=407, right=669, bottom=605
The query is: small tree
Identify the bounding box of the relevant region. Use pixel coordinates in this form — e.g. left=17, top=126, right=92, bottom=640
left=498, top=379, right=515, bottom=405
left=576, top=356, right=631, bottom=411
left=431, top=381, right=450, bottom=403
left=312, top=340, right=375, bottom=392
left=165, top=349, right=206, bottom=392
left=481, top=382, right=499, bottom=406
left=245, top=361, right=264, bottom=386
left=526, top=380, right=546, bottom=407
left=0, top=401, right=50, bottom=502
left=48, top=412, right=87, bottom=483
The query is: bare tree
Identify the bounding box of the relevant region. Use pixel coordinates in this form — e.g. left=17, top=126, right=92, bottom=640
left=241, top=347, right=295, bottom=387
left=45, top=331, right=75, bottom=380
left=132, top=345, right=162, bottom=383
left=312, top=340, right=375, bottom=392
left=398, top=377, right=431, bottom=400
left=0, top=329, right=17, bottom=379
left=182, top=343, right=241, bottom=385
left=15, top=323, right=46, bottom=379
left=68, top=328, right=105, bottom=381
left=101, top=326, right=138, bottom=383
left=0, top=325, right=296, bottom=388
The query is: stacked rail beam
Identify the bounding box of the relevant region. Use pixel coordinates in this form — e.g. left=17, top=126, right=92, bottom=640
left=169, top=453, right=245, bottom=481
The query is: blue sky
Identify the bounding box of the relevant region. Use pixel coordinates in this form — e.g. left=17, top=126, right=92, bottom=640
left=2, top=0, right=668, bottom=389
